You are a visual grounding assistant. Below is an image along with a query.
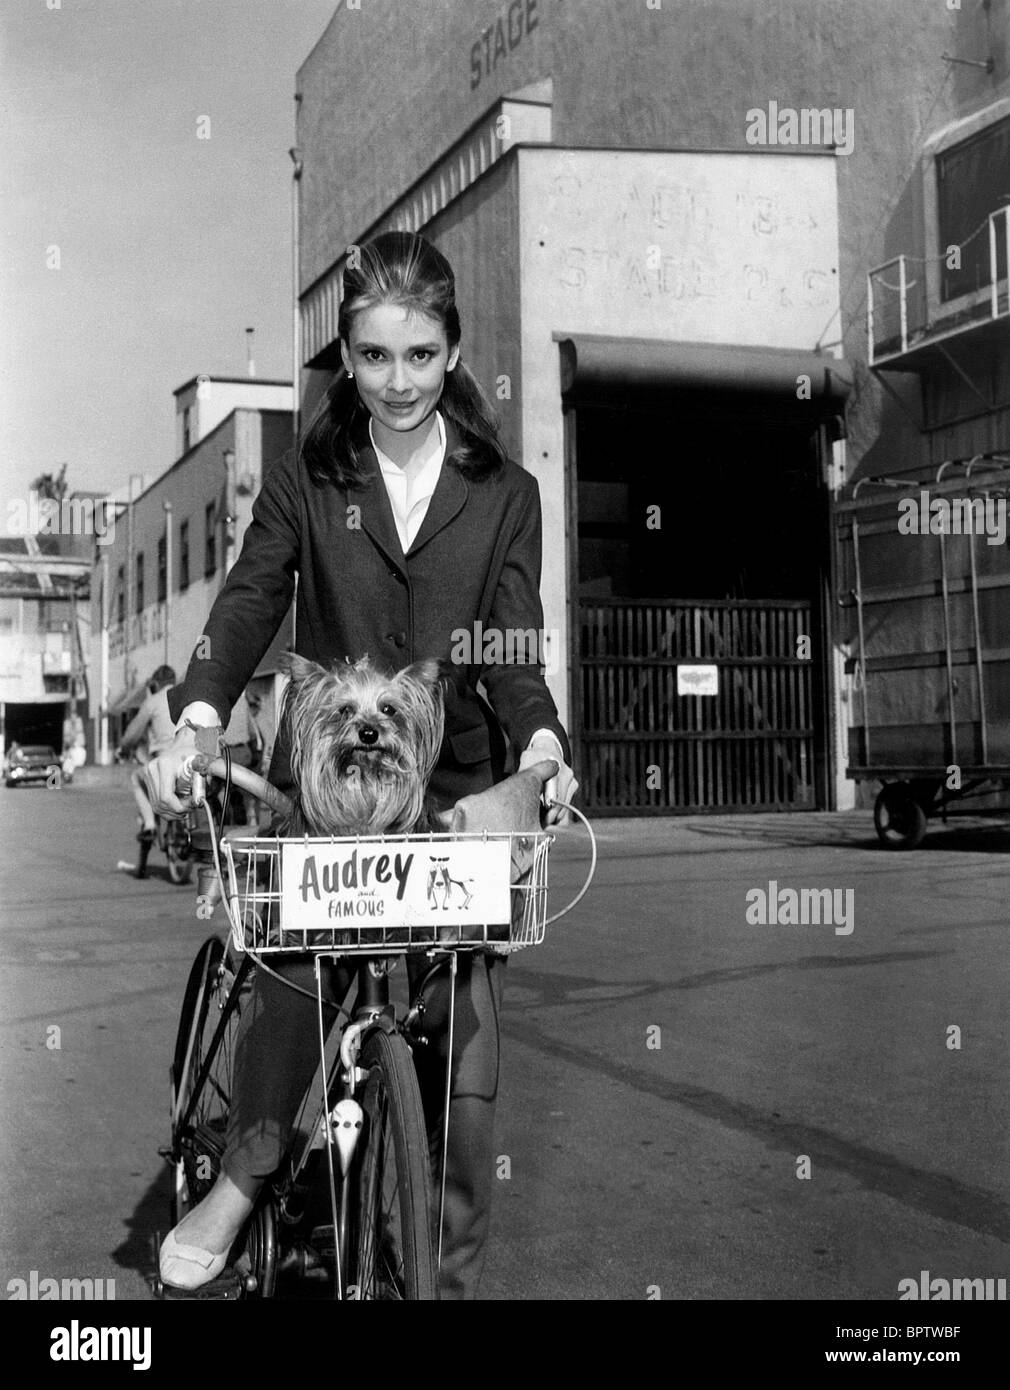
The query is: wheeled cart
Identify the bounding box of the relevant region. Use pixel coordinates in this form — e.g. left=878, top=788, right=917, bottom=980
left=836, top=454, right=1010, bottom=848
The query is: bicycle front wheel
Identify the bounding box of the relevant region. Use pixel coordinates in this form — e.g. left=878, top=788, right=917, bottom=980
left=346, top=1029, right=437, bottom=1301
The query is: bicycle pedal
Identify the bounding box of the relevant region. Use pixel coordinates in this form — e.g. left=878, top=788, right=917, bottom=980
left=277, top=1241, right=328, bottom=1278
left=308, top=1224, right=337, bottom=1258
left=156, top=1267, right=248, bottom=1300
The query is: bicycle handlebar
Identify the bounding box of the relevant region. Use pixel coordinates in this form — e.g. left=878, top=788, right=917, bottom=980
left=175, top=753, right=295, bottom=820
left=174, top=754, right=563, bottom=823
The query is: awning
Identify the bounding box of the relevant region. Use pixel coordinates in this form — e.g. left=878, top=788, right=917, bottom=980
left=0, top=692, right=69, bottom=706
left=556, top=334, right=852, bottom=415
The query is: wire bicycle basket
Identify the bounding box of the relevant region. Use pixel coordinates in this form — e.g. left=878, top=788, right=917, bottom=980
left=220, top=829, right=554, bottom=956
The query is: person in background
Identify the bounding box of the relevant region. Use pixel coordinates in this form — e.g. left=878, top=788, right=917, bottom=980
left=116, top=665, right=176, bottom=879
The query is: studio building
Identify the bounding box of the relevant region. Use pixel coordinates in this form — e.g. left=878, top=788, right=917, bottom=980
left=293, top=0, right=1010, bottom=817
left=91, top=375, right=294, bottom=764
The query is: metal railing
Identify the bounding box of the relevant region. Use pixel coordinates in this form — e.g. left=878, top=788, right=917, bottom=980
left=867, top=206, right=1010, bottom=365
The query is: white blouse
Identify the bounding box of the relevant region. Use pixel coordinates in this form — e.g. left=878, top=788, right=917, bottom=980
left=370, top=409, right=447, bottom=553
left=369, top=409, right=565, bottom=769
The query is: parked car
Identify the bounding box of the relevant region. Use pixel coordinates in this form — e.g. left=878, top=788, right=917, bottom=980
left=4, top=745, right=66, bottom=788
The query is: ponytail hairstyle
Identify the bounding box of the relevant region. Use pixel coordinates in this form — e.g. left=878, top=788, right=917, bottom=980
left=301, top=231, right=508, bottom=488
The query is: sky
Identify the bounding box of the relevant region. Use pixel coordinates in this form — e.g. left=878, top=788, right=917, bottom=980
left=0, top=0, right=337, bottom=508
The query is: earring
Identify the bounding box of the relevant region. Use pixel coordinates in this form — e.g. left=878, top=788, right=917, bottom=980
left=347, top=370, right=354, bottom=379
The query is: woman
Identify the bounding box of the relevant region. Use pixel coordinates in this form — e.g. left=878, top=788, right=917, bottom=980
left=147, top=231, right=577, bottom=1300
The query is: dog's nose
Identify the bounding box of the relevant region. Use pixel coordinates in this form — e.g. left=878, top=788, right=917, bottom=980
left=358, top=724, right=379, bottom=745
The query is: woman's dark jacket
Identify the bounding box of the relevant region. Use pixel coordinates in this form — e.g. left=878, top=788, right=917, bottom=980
left=167, top=415, right=570, bottom=807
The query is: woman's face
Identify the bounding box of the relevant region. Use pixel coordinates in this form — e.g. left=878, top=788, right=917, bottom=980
left=341, top=303, right=459, bottom=439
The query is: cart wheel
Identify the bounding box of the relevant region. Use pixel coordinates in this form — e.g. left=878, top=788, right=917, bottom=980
left=873, top=783, right=928, bottom=850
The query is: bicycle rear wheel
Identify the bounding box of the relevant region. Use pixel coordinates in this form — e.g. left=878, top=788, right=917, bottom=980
left=346, top=1028, right=437, bottom=1301
left=168, top=937, right=277, bottom=1295
left=171, top=937, right=245, bottom=1218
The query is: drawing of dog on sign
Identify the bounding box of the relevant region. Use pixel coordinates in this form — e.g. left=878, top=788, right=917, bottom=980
left=427, top=856, right=474, bottom=911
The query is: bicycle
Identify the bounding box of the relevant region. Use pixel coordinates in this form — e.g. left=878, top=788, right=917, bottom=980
left=156, top=752, right=595, bottom=1300
left=152, top=809, right=200, bottom=885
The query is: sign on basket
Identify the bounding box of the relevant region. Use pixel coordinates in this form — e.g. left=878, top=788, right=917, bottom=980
left=279, top=837, right=513, bottom=933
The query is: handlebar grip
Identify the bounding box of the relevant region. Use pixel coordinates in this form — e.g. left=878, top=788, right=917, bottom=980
left=174, top=755, right=208, bottom=807
left=171, top=752, right=293, bottom=819
left=527, top=757, right=560, bottom=786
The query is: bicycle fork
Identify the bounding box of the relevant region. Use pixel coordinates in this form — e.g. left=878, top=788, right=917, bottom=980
left=314, top=954, right=398, bottom=1299
left=312, top=950, right=461, bottom=1299
left=404, top=950, right=459, bottom=1277
left=435, top=952, right=458, bottom=1273
left=315, top=957, right=357, bottom=1299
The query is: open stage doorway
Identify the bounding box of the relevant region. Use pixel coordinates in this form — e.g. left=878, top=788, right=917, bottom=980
left=567, top=398, right=835, bottom=815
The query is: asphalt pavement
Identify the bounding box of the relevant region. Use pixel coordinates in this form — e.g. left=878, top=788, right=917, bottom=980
left=1, top=765, right=1008, bottom=1300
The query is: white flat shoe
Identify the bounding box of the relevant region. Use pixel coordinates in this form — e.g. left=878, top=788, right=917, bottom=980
left=159, top=1226, right=229, bottom=1290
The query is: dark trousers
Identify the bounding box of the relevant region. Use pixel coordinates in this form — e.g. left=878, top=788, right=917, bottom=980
left=222, top=949, right=506, bottom=1301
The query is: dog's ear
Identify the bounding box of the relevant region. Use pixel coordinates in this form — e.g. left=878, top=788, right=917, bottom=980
left=279, top=651, right=329, bottom=686
left=399, top=657, right=445, bottom=693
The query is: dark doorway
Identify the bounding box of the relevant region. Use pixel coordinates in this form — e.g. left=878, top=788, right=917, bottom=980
left=569, top=398, right=832, bottom=814
left=3, top=701, right=66, bottom=753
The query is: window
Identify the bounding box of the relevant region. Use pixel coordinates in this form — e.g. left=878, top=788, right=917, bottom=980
left=205, top=501, right=217, bottom=576
left=180, top=519, right=190, bottom=590
left=135, top=550, right=144, bottom=613
left=182, top=406, right=193, bottom=453
left=937, top=115, right=1010, bottom=301
left=116, top=564, right=125, bottom=625
left=157, top=534, right=167, bottom=603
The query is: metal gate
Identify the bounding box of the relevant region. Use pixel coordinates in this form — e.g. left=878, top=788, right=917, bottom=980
left=576, top=598, right=816, bottom=814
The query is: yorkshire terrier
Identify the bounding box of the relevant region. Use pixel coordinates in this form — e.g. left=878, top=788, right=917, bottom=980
left=278, top=652, right=444, bottom=836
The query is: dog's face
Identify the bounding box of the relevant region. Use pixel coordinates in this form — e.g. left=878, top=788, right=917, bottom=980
left=280, top=653, right=444, bottom=835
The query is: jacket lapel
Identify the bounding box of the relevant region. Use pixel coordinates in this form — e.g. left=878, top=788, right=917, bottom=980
left=407, top=415, right=468, bottom=556
left=348, top=412, right=469, bottom=569
left=347, top=424, right=407, bottom=573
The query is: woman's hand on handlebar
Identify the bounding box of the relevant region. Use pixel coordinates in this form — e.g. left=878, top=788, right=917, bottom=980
left=143, top=725, right=200, bottom=818
left=518, top=735, right=579, bottom=826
